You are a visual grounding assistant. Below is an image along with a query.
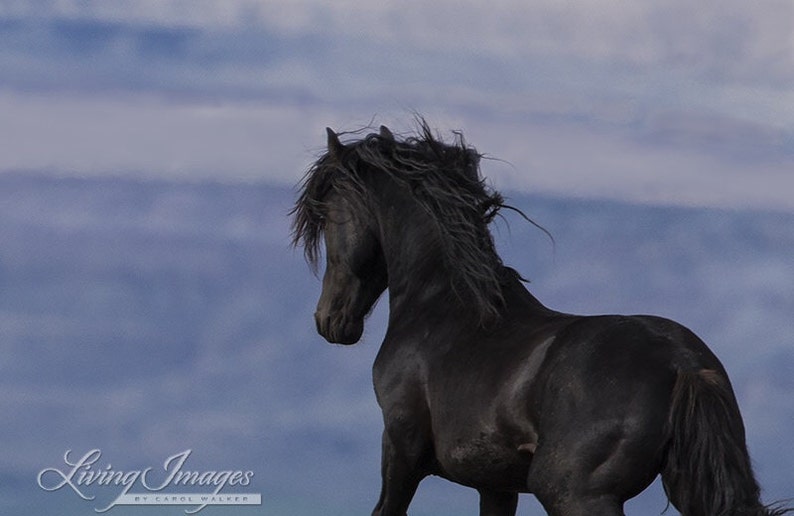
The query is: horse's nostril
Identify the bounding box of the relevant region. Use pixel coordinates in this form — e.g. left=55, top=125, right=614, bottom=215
left=314, top=311, right=334, bottom=339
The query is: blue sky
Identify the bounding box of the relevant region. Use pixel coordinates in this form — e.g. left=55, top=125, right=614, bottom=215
left=1, top=2, right=793, bottom=515
left=1, top=0, right=793, bottom=210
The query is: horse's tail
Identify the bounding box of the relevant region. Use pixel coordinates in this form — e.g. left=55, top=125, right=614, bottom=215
left=661, top=368, right=791, bottom=516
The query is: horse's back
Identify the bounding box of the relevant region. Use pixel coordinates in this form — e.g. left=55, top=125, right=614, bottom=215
left=539, top=313, right=725, bottom=379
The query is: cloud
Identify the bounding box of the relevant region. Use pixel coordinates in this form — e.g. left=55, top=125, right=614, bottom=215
left=5, top=2, right=794, bottom=91
left=0, top=91, right=335, bottom=182
left=4, top=3, right=793, bottom=120
left=13, top=0, right=790, bottom=76
left=1, top=2, right=792, bottom=212
left=1, top=90, right=793, bottom=213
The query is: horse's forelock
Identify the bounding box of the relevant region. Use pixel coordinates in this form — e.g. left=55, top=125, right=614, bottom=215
left=291, top=146, right=370, bottom=270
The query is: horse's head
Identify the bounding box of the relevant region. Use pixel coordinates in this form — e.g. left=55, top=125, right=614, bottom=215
left=292, top=128, right=388, bottom=344
left=293, top=121, right=530, bottom=339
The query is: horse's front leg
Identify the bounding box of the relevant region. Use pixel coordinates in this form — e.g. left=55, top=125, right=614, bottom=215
left=478, top=489, right=518, bottom=516
left=372, top=429, right=428, bottom=516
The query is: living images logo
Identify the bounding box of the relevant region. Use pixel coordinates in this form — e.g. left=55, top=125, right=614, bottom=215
left=37, top=449, right=261, bottom=513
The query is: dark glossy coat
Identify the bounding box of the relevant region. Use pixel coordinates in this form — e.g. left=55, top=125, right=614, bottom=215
left=291, top=123, right=789, bottom=516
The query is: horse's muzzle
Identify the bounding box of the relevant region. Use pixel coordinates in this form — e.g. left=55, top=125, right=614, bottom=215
left=314, top=311, right=364, bottom=345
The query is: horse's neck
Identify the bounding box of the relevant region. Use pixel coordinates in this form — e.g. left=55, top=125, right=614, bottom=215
left=377, top=221, right=542, bottom=325
left=499, top=268, right=558, bottom=318
left=381, top=226, right=450, bottom=310
left=370, top=182, right=553, bottom=328
left=374, top=200, right=456, bottom=315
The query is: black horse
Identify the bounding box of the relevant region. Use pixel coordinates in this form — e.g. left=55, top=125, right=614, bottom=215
left=291, top=122, right=790, bottom=515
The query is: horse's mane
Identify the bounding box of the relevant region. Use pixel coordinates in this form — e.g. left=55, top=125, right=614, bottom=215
left=291, top=120, right=511, bottom=322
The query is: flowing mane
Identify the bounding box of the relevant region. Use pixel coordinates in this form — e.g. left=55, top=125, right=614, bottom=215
left=291, top=121, right=510, bottom=321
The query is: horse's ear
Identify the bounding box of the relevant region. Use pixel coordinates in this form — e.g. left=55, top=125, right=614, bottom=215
left=379, top=125, right=395, bottom=142
left=326, top=127, right=344, bottom=159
